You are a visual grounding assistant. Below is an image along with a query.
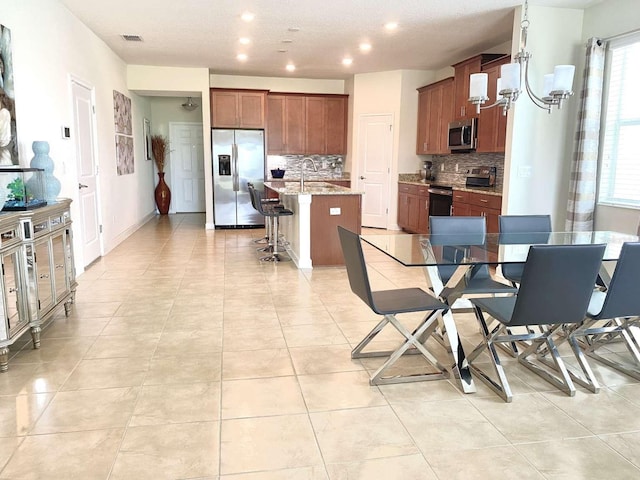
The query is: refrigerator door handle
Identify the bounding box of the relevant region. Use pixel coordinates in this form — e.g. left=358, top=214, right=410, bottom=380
left=232, top=143, right=239, bottom=191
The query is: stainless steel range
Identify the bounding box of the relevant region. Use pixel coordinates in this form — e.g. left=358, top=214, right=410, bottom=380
left=465, top=166, right=497, bottom=188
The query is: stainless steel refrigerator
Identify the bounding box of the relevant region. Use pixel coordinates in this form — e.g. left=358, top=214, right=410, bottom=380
left=212, top=129, right=265, bottom=227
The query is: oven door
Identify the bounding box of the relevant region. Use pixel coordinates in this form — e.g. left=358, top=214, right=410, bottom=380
left=428, top=188, right=453, bottom=216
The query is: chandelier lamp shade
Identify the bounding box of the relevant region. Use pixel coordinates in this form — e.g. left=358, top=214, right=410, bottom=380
left=468, top=0, right=575, bottom=115
left=181, top=97, right=199, bottom=111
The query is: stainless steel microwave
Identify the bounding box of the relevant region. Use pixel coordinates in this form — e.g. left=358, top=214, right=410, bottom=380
left=448, top=118, right=477, bottom=151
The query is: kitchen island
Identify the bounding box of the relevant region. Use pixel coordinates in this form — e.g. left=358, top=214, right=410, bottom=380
left=264, top=181, right=362, bottom=268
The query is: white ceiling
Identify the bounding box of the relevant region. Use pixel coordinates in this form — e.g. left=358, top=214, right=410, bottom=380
left=59, top=0, right=600, bottom=80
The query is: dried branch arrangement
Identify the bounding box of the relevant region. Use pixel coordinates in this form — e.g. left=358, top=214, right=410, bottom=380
left=150, top=135, right=168, bottom=173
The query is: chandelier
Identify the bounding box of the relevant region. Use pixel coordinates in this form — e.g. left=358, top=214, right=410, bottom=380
left=181, top=97, right=199, bottom=111
left=468, top=0, right=575, bottom=115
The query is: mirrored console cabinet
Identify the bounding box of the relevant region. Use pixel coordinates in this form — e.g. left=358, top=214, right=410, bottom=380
left=0, top=199, right=76, bottom=371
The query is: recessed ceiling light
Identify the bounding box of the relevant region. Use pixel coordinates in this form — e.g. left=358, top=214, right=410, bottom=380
left=239, top=37, right=250, bottom=45
left=359, top=42, right=372, bottom=52
left=241, top=11, right=255, bottom=22
left=288, top=27, right=300, bottom=32
left=385, top=22, right=398, bottom=31
left=286, top=64, right=296, bottom=72
left=278, top=49, right=288, bottom=53
left=281, top=39, right=293, bottom=44
left=237, top=53, right=248, bottom=61
left=342, top=57, right=353, bottom=66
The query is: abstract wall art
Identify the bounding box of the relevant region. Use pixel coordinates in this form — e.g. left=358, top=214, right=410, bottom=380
left=0, top=24, right=18, bottom=165
left=113, top=90, right=134, bottom=175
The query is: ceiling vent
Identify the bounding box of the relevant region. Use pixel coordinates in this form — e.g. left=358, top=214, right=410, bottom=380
left=121, top=34, right=143, bottom=42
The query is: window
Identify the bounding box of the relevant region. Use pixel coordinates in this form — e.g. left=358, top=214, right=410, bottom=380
left=598, top=36, right=640, bottom=208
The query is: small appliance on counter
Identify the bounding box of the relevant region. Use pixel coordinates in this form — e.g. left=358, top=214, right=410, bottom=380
left=419, top=160, right=434, bottom=182
left=465, top=166, right=496, bottom=188
left=270, top=168, right=285, bottom=179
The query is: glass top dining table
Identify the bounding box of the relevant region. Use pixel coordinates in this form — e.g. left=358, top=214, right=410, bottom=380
left=360, top=230, right=639, bottom=394
left=361, top=231, right=639, bottom=268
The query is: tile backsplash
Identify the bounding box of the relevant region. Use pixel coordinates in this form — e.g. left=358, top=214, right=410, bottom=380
left=429, top=152, right=505, bottom=188
left=267, top=154, right=346, bottom=179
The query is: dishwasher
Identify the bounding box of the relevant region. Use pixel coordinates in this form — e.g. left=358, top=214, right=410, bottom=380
left=428, top=185, right=453, bottom=216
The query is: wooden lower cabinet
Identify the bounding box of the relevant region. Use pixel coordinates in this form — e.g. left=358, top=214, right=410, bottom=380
left=310, top=194, right=361, bottom=266
left=452, top=189, right=502, bottom=232
left=398, top=183, right=429, bottom=233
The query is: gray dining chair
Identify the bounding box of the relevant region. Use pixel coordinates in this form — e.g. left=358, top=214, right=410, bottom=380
left=498, top=214, right=552, bottom=286
left=467, top=243, right=606, bottom=402
left=337, top=226, right=451, bottom=385
left=428, top=216, right=517, bottom=296
left=569, top=242, right=640, bottom=382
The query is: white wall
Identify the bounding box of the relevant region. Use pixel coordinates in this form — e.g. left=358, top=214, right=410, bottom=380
left=3, top=0, right=155, bottom=272
left=580, top=0, right=640, bottom=234
left=146, top=96, right=203, bottom=214
left=502, top=5, right=584, bottom=230
left=209, top=75, right=345, bottom=94
left=128, top=70, right=346, bottom=227
left=127, top=65, right=213, bottom=224
left=399, top=70, right=437, bottom=175
left=350, top=69, right=433, bottom=229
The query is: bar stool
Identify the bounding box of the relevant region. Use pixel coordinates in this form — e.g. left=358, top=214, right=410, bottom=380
left=248, top=185, right=293, bottom=262
left=248, top=182, right=279, bottom=245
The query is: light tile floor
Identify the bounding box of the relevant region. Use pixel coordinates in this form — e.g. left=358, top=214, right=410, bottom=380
left=1, top=213, right=640, bottom=479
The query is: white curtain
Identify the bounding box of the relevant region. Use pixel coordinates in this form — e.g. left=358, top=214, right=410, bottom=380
left=565, top=38, right=606, bottom=231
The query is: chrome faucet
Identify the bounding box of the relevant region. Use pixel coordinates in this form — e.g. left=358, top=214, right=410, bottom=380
left=300, top=157, right=318, bottom=191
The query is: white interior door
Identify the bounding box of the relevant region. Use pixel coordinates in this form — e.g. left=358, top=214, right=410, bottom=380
left=170, top=122, right=205, bottom=213
left=71, top=80, right=102, bottom=267
left=357, top=114, right=393, bottom=228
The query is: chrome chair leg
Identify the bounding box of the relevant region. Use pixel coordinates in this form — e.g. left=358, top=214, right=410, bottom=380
left=352, top=311, right=450, bottom=386
left=467, top=309, right=514, bottom=402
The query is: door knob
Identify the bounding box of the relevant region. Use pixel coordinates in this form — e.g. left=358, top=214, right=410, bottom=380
left=359, top=176, right=366, bottom=180
left=78, top=183, right=88, bottom=189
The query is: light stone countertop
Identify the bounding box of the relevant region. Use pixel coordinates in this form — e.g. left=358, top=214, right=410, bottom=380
left=264, top=181, right=363, bottom=195
left=398, top=180, right=502, bottom=197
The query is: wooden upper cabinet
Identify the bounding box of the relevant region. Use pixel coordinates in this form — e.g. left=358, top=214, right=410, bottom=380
left=453, top=56, right=482, bottom=121
left=452, top=54, right=506, bottom=121
left=305, top=96, right=326, bottom=154
left=416, top=77, right=454, bottom=154
left=477, top=56, right=511, bottom=153
left=325, top=96, right=347, bottom=154
left=267, top=93, right=348, bottom=155
left=305, top=95, right=348, bottom=155
left=267, top=94, right=305, bottom=154
left=210, top=89, right=267, bottom=128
